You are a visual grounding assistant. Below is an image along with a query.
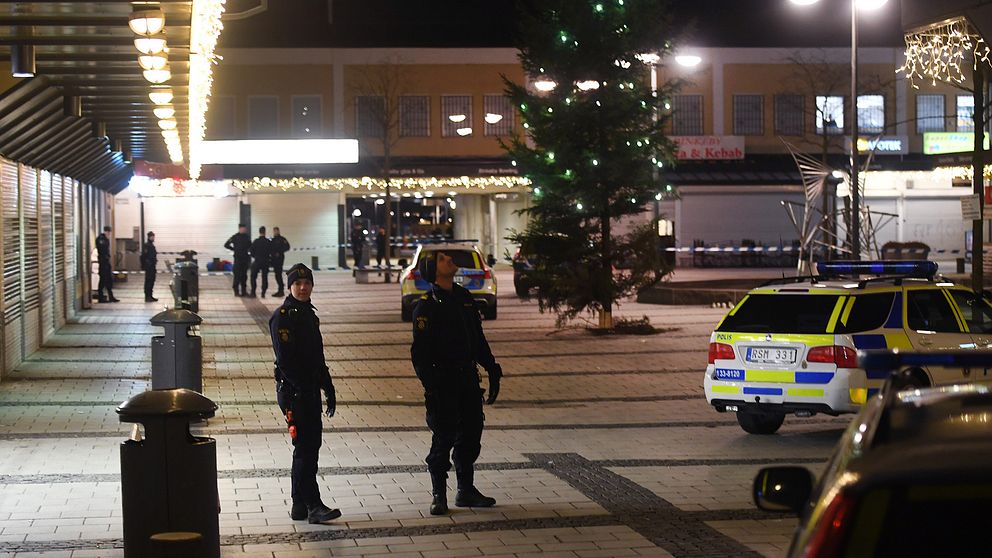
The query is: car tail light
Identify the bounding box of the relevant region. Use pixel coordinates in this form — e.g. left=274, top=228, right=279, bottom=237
left=807, top=346, right=858, bottom=368
left=803, top=491, right=857, bottom=558
left=483, top=268, right=492, bottom=279
left=708, top=342, right=735, bottom=364
left=407, top=269, right=419, bottom=281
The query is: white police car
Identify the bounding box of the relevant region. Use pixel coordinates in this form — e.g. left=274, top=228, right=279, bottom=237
left=400, top=242, right=497, bottom=321
left=705, top=261, right=992, bottom=434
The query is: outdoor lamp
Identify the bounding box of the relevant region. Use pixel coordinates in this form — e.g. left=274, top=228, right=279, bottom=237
left=128, top=8, right=165, bottom=36
left=138, top=53, right=168, bottom=71
left=11, top=44, right=35, bottom=78
left=153, top=106, right=176, bottom=119
left=134, top=36, right=167, bottom=55
left=143, top=64, right=171, bottom=84
left=149, top=86, right=173, bottom=105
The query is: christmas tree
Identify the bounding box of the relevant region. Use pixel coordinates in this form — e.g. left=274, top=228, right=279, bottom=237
left=503, top=0, right=680, bottom=328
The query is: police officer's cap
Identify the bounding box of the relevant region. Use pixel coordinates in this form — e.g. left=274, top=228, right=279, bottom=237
left=418, top=252, right=438, bottom=283
left=287, top=263, right=314, bottom=285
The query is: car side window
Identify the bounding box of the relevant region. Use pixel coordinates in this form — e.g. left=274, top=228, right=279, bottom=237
left=947, top=290, right=992, bottom=334
left=906, top=290, right=961, bottom=333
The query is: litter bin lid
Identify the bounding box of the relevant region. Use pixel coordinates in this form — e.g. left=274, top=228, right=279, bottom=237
left=150, top=308, right=202, bottom=326
left=117, top=389, right=217, bottom=420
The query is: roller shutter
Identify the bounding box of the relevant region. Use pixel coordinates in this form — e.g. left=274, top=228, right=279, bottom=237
left=2, top=159, right=20, bottom=370
left=20, top=165, right=39, bottom=356
left=39, top=170, right=54, bottom=340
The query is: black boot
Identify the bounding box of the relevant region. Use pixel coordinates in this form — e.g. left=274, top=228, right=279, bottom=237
left=290, top=502, right=307, bottom=520
left=455, top=469, right=495, bottom=508
left=307, top=502, right=342, bottom=525
left=430, top=472, right=449, bottom=516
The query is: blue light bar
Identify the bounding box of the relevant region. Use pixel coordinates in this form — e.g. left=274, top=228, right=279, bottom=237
left=816, top=260, right=938, bottom=278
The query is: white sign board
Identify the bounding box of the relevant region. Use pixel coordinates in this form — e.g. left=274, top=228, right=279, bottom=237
left=672, top=136, right=745, bottom=160
left=962, top=194, right=981, bottom=220
left=199, top=139, right=360, bottom=165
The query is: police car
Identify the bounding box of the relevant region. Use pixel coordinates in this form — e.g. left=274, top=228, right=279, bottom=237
left=705, top=260, right=992, bottom=434
left=400, top=241, right=498, bottom=322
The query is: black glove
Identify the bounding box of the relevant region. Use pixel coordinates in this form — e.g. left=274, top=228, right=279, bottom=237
left=486, top=364, right=502, bottom=405
left=324, top=383, right=336, bottom=418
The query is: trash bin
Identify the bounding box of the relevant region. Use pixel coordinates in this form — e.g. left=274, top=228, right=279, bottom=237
left=118, top=388, right=220, bottom=558
left=359, top=240, right=371, bottom=268
left=171, top=253, right=199, bottom=312
left=150, top=309, right=203, bottom=392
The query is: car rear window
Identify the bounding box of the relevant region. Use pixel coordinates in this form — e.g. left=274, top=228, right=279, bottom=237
left=842, top=483, right=992, bottom=556
left=418, top=250, right=480, bottom=269
left=717, top=293, right=895, bottom=334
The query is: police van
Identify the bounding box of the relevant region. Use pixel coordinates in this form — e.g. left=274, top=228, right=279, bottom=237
left=400, top=241, right=498, bottom=321
left=705, top=261, right=992, bottom=434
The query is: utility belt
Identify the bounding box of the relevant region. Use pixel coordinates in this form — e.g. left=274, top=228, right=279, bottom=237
left=274, top=368, right=320, bottom=397
left=440, top=361, right=478, bottom=374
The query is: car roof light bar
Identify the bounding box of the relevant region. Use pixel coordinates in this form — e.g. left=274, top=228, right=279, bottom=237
left=816, top=260, right=938, bottom=279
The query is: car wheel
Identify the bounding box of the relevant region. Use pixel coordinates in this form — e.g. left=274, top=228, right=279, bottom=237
left=736, top=410, right=785, bottom=435
left=484, top=303, right=497, bottom=320
left=401, top=304, right=413, bottom=322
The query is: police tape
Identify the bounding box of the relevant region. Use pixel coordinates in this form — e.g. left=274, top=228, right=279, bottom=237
left=660, top=247, right=963, bottom=254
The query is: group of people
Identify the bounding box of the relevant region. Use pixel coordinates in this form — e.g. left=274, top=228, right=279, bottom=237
left=268, top=251, right=503, bottom=524
left=94, top=225, right=159, bottom=303
left=350, top=223, right=391, bottom=269
left=224, top=224, right=291, bottom=298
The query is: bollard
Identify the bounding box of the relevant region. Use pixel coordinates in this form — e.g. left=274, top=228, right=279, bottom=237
left=150, top=309, right=203, bottom=392
left=311, top=255, right=320, bottom=270
left=118, top=389, right=220, bottom=558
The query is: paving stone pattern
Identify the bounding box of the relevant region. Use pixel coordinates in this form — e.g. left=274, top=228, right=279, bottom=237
left=0, top=271, right=847, bottom=557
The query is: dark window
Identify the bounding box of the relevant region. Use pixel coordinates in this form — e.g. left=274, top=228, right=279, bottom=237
left=208, top=96, right=235, bottom=139
left=441, top=95, right=472, bottom=137
left=775, top=94, right=804, bottom=136
left=672, top=94, right=703, bottom=135
left=399, top=96, right=430, bottom=137
left=248, top=96, right=278, bottom=138
left=916, top=94, right=946, bottom=134
left=906, top=290, right=961, bottom=333
left=356, top=96, right=385, bottom=138
left=838, top=293, right=896, bottom=333
left=416, top=249, right=480, bottom=269
left=292, top=96, right=322, bottom=138
left=947, top=290, right=992, bottom=334
left=717, top=294, right=841, bottom=334
left=733, top=95, right=763, bottom=136
left=858, top=95, right=885, bottom=134
left=484, top=95, right=514, bottom=136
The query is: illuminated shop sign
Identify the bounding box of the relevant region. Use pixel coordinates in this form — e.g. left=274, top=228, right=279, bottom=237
left=844, top=135, right=908, bottom=155
left=672, top=136, right=745, bottom=160
left=924, top=132, right=991, bottom=155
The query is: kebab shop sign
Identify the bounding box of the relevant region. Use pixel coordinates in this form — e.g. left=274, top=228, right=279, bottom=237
left=672, top=136, right=745, bottom=160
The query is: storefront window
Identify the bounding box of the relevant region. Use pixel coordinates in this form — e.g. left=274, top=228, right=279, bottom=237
left=400, top=96, right=430, bottom=137
left=816, top=95, right=844, bottom=135
left=916, top=94, right=945, bottom=134
left=774, top=94, right=804, bottom=136
left=958, top=95, right=975, bottom=132
left=356, top=96, right=385, bottom=138
left=484, top=95, right=514, bottom=136
left=732, top=94, right=764, bottom=136
left=672, top=95, right=703, bottom=135
left=442, top=95, right=473, bottom=137
left=858, top=95, right=884, bottom=134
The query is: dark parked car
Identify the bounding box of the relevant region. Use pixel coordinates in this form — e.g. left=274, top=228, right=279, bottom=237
left=754, top=351, right=992, bottom=558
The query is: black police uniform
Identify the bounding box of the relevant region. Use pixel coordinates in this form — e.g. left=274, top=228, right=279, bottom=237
left=249, top=235, right=271, bottom=297
left=411, top=263, right=502, bottom=515
left=376, top=231, right=387, bottom=267
left=95, top=232, right=118, bottom=302
left=223, top=232, right=251, bottom=296
left=269, top=264, right=340, bottom=524
left=351, top=227, right=364, bottom=268
left=140, top=238, right=157, bottom=301
left=270, top=234, right=290, bottom=296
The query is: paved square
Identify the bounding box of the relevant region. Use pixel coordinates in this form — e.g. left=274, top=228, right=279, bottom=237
left=0, top=270, right=848, bottom=557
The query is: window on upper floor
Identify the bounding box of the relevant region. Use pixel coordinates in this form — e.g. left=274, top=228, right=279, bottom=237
left=441, top=95, right=473, bottom=137
left=483, top=95, right=514, bottom=136
left=208, top=95, right=235, bottom=139
left=248, top=96, right=278, bottom=139
left=858, top=95, right=885, bottom=134
left=816, top=95, right=844, bottom=135
left=672, top=94, right=703, bottom=135
left=916, top=94, right=946, bottom=134
left=399, top=96, right=430, bottom=138
left=732, top=95, right=764, bottom=136
left=356, top=96, right=385, bottom=138
left=958, top=95, right=975, bottom=132
left=774, top=94, right=804, bottom=136
left=291, top=96, right=322, bottom=138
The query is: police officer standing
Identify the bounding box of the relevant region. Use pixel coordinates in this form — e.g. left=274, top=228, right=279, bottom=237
left=270, top=263, right=341, bottom=525
left=96, top=225, right=119, bottom=303
left=249, top=226, right=271, bottom=298
left=224, top=224, right=251, bottom=296
left=270, top=227, right=290, bottom=297
left=140, top=231, right=158, bottom=302
left=350, top=222, right=365, bottom=268
left=410, top=251, right=503, bottom=515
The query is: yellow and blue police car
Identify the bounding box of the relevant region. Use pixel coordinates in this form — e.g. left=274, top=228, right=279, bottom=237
left=705, top=260, right=992, bottom=434
left=400, top=241, right=497, bottom=322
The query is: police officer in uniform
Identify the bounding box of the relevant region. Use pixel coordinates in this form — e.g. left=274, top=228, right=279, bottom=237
left=249, top=226, right=271, bottom=298
left=350, top=222, right=365, bottom=268
left=270, top=227, right=290, bottom=297
left=269, top=263, right=341, bottom=525
left=96, top=225, right=119, bottom=303
left=410, top=251, right=503, bottom=515
left=140, top=231, right=158, bottom=302
left=223, top=224, right=251, bottom=296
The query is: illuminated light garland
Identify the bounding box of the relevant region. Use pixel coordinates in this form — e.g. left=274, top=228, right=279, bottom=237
left=188, top=0, right=227, bottom=179
left=232, top=175, right=532, bottom=192
left=898, top=17, right=992, bottom=88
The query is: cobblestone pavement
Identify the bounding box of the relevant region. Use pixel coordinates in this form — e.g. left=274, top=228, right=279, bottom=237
left=0, top=270, right=849, bottom=557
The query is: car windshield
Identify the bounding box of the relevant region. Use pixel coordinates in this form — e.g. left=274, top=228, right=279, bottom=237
left=841, top=483, right=992, bottom=556
left=419, top=249, right=480, bottom=270
left=717, top=293, right=895, bottom=334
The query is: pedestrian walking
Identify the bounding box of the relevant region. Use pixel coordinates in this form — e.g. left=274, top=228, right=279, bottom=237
left=96, top=225, right=119, bottom=303
left=351, top=222, right=365, bottom=268
left=270, top=263, right=342, bottom=525
left=140, top=231, right=158, bottom=302
left=224, top=224, right=251, bottom=296
left=376, top=226, right=387, bottom=268
left=270, top=227, right=290, bottom=297
left=249, top=226, right=271, bottom=298
left=410, top=251, right=503, bottom=515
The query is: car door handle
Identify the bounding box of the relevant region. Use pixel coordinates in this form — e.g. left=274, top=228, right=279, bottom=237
left=918, top=337, right=933, bottom=346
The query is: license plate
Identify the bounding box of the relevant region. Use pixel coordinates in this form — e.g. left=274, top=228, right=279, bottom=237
left=454, top=275, right=465, bottom=285
left=746, top=347, right=797, bottom=364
